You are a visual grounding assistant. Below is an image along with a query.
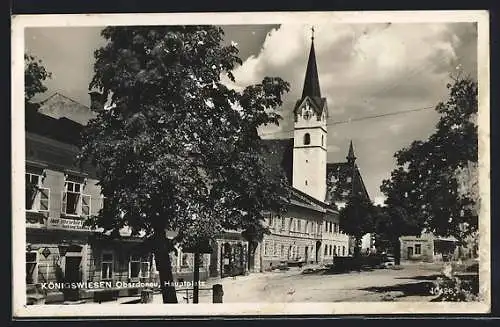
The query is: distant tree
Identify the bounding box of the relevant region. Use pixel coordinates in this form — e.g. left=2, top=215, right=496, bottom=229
left=24, top=54, right=52, bottom=110
left=379, top=76, right=478, bottom=244
left=80, top=26, right=290, bottom=303
left=338, top=194, right=375, bottom=258
left=372, top=204, right=421, bottom=264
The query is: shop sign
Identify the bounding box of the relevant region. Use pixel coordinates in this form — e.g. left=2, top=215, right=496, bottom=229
left=47, top=217, right=92, bottom=231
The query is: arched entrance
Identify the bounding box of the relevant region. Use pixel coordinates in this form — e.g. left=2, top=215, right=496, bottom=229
left=315, top=241, right=321, bottom=263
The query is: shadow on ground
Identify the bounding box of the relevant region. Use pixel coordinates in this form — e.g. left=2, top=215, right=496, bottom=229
left=395, top=274, right=440, bottom=281
left=360, top=281, right=435, bottom=297
left=300, top=265, right=388, bottom=276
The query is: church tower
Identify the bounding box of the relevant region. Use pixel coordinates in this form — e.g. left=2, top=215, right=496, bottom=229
left=292, top=28, right=328, bottom=202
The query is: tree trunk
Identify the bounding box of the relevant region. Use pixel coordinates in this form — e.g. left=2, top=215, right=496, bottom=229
left=392, top=238, right=401, bottom=265
left=353, top=237, right=362, bottom=258
left=247, top=241, right=257, bottom=272
left=353, top=237, right=362, bottom=271
left=153, top=230, right=178, bottom=303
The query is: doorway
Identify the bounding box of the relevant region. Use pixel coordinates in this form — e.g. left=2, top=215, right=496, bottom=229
left=315, top=241, right=321, bottom=263
left=304, top=246, right=309, bottom=263
left=407, top=247, right=414, bottom=259
left=64, top=256, right=82, bottom=301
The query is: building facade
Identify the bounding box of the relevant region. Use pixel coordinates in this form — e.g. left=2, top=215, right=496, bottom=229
left=399, top=233, right=462, bottom=263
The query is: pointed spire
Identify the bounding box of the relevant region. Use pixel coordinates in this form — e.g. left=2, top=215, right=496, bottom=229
left=301, top=27, right=321, bottom=99
left=346, top=140, right=356, bottom=163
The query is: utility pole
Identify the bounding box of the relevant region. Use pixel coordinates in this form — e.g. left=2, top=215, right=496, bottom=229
left=193, top=251, right=200, bottom=303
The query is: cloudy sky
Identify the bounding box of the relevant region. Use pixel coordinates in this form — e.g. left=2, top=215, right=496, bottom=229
left=24, top=23, right=477, bottom=203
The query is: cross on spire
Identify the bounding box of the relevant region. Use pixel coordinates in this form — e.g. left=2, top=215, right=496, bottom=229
left=311, top=26, right=315, bottom=40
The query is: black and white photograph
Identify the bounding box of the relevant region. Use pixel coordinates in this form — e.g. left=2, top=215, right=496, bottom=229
left=12, top=11, right=490, bottom=317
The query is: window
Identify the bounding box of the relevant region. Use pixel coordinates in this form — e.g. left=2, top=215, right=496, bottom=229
left=129, top=255, right=150, bottom=279
left=273, top=242, right=278, bottom=256
left=329, top=222, right=332, bottom=233
left=342, top=246, right=346, bottom=256
left=26, top=173, right=50, bottom=212
left=329, top=245, right=332, bottom=256
left=304, top=133, right=311, bottom=145
left=324, top=245, right=328, bottom=255
left=26, top=251, right=38, bottom=284
left=333, top=245, right=337, bottom=256
left=297, top=220, right=301, bottom=232
left=289, top=219, right=294, bottom=232
left=281, top=245, right=285, bottom=258
left=415, top=244, right=422, bottom=255
left=264, top=242, right=270, bottom=256
left=62, top=177, right=91, bottom=217
left=321, top=135, right=324, bottom=146
left=281, top=217, right=286, bottom=230
left=101, top=252, right=114, bottom=280
left=324, top=222, right=328, bottom=232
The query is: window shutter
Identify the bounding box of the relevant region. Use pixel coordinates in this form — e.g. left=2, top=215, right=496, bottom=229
left=61, top=191, right=67, bottom=214
left=82, top=194, right=91, bottom=217
left=26, top=183, right=39, bottom=210
left=73, top=193, right=81, bottom=214
left=39, top=188, right=50, bottom=212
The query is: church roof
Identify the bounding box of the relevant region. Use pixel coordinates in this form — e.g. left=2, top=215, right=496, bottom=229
left=261, top=138, right=294, bottom=184
left=261, top=138, right=370, bottom=208
left=326, top=162, right=370, bottom=202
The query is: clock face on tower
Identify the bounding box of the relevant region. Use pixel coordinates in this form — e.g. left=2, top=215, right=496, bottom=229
left=302, top=102, right=313, bottom=120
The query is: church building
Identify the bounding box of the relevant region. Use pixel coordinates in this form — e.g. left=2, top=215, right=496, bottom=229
left=256, top=31, right=371, bottom=271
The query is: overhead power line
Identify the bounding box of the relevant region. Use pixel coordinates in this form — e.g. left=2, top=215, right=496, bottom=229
left=259, top=105, right=436, bottom=137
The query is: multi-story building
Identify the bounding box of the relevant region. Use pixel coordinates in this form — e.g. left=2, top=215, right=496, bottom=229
left=25, top=94, right=214, bottom=304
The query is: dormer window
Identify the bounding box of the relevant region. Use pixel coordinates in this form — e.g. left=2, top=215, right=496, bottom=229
left=304, top=133, right=311, bottom=145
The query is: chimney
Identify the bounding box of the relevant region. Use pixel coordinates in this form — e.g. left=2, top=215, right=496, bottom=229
left=89, top=91, right=106, bottom=112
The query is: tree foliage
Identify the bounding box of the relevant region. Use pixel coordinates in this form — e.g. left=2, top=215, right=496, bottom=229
left=379, top=77, right=478, bottom=241
left=25, top=54, right=52, bottom=111
left=339, top=194, right=375, bottom=256
left=79, top=26, right=290, bottom=302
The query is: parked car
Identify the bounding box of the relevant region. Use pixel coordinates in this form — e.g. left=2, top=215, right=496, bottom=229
left=379, top=255, right=396, bottom=268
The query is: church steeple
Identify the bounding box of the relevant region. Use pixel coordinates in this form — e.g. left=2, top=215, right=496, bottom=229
left=346, top=140, right=357, bottom=163
left=301, top=27, right=321, bottom=100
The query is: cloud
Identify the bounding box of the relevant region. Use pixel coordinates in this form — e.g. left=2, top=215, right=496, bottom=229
left=223, top=23, right=477, bottom=199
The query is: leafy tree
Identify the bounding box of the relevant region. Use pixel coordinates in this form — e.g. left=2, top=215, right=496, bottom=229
left=379, top=76, right=478, bottom=246
left=338, top=194, right=375, bottom=258
left=25, top=54, right=52, bottom=111
left=79, top=26, right=290, bottom=303
left=372, top=204, right=421, bottom=264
